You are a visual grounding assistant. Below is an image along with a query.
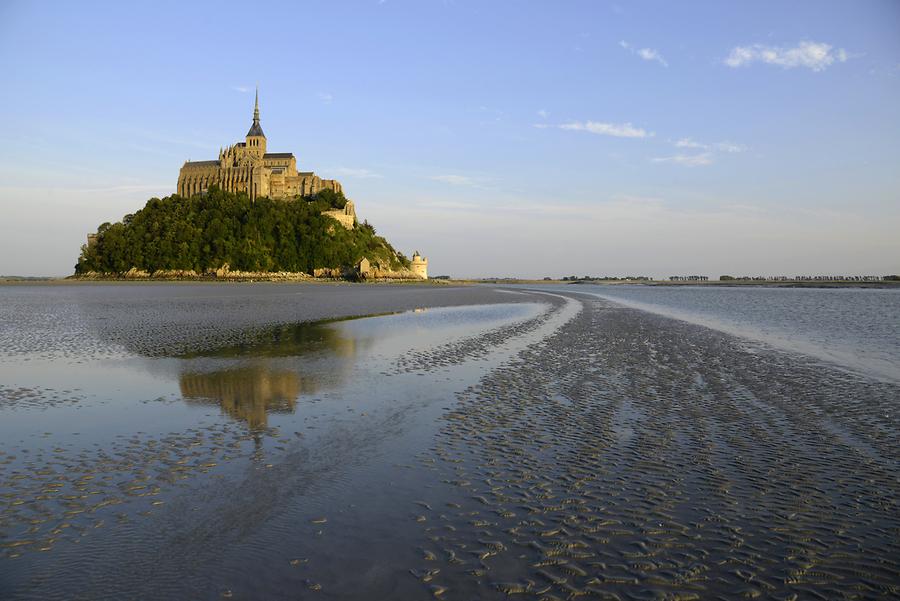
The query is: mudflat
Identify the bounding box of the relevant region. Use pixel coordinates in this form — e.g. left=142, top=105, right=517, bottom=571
left=0, top=284, right=897, bottom=599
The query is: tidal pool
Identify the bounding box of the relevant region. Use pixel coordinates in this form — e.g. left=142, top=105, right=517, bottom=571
left=0, top=284, right=571, bottom=599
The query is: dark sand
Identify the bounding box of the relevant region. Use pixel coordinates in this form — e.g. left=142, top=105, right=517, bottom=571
left=0, top=285, right=897, bottom=600
left=412, top=293, right=899, bottom=600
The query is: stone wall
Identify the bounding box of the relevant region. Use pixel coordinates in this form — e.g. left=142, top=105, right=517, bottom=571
left=323, top=200, right=356, bottom=229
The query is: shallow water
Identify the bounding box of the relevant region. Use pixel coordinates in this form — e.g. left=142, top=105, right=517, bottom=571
left=532, top=284, right=900, bottom=382
left=0, top=284, right=572, bottom=599
left=1, top=283, right=898, bottom=599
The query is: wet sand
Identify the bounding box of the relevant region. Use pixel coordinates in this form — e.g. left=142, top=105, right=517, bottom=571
left=0, top=282, right=531, bottom=359
left=1, top=285, right=897, bottom=599
left=412, top=293, right=899, bottom=600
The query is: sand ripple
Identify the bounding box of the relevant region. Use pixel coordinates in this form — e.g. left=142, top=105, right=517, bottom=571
left=411, top=296, right=900, bottom=599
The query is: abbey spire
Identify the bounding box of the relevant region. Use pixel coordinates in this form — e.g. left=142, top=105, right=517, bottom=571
left=247, top=87, right=265, bottom=138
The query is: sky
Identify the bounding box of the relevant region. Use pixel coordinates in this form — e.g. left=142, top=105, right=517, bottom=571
left=0, top=0, right=898, bottom=278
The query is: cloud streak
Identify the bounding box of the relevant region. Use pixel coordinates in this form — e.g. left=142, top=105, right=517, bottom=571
left=620, top=40, right=668, bottom=67
left=662, top=138, right=746, bottom=165
left=675, top=138, right=746, bottom=153
left=559, top=121, right=653, bottom=138
left=651, top=153, right=713, bottom=167
left=724, top=41, right=848, bottom=71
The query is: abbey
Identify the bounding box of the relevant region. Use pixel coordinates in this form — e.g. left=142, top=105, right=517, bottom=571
left=177, top=91, right=348, bottom=212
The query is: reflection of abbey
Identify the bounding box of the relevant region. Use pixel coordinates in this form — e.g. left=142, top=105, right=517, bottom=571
left=176, top=90, right=356, bottom=229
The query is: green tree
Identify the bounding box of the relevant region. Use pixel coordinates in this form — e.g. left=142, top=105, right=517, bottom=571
left=75, top=189, right=409, bottom=275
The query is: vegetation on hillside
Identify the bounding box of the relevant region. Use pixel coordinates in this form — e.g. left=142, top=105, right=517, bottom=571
left=75, top=188, right=410, bottom=275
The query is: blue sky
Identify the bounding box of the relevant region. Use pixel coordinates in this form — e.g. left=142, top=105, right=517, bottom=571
left=1, top=0, right=898, bottom=277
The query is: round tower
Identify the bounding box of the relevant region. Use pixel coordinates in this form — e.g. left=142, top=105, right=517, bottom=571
left=411, top=251, right=428, bottom=279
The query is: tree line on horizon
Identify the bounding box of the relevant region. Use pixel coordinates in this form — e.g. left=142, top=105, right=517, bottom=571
left=75, top=188, right=410, bottom=275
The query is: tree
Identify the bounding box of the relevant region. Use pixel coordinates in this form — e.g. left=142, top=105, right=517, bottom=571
left=75, top=189, right=409, bottom=275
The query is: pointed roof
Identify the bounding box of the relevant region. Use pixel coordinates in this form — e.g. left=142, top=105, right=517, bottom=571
left=247, top=87, right=265, bottom=138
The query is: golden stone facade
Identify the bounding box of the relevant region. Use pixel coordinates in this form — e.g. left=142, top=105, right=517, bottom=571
left=411, top=251, right=428, bottom=279
left=177, top=91, right=344, bottom=203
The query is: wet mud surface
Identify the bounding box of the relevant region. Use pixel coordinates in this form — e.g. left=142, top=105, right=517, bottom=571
left=0, top=283, right=530, bottom=360
left=1, top=285, right=897, bottom=600
left=411, top=295, right=899, bottom=600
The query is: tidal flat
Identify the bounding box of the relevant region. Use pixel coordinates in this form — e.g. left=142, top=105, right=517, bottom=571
left=0, top=283, right=898, bottom=600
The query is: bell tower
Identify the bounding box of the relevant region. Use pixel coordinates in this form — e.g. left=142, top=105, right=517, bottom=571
left=245, top=88, right=267, bottom=158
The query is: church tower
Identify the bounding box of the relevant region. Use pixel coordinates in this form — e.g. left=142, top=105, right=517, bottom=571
left=245, top=88, right=266, bottom=158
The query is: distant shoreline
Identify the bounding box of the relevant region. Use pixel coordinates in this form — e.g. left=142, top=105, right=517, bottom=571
left=465, top=279, right=900, bottom=289
left=0, top=276, right=452, bottom=286
left=2, top=276, right=897, bottom=290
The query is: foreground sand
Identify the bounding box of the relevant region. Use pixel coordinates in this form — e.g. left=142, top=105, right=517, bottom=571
left=407, top=292, right=899, bottom=599
left=0, top=286, right=897, bottom=599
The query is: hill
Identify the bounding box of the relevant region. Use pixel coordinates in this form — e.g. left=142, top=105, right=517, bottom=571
left=74, top=188, right=411, bottom=278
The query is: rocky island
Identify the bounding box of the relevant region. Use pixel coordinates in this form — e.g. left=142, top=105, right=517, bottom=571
left=75, top=91, right=427, bottom=282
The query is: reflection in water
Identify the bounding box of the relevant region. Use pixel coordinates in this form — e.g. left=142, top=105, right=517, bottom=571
left=180, top=366, right=310, bottom=429
left=179, top=316, right=381, bottom=359
left=176, top=319, right=372, bottom=428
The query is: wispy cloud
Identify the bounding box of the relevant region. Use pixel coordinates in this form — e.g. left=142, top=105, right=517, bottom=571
left=537, top=109, right=548, bottom=119
left=331, top=167, right=383, bottom=179
left=477, top=105, right=505, bottom=123
left=232, top=85, right=252, bottom=93
left=318, top=92, right=334, bottom=103
left=675, top=137, right=706, bottom=149
left=675, top=138, right=746, bottom=153
left=651, top=153, right=713, bottom=167
left=559, top=121, right=653, bottom=138
left=655, top=138, right=745, bottom=167
left=430, top=174, right=479, bottom=186
left=716, top=141, right=745, bottom=153
left=724, top=41, right=848, bottom=71
left=620, top=40, right=668, bottom=67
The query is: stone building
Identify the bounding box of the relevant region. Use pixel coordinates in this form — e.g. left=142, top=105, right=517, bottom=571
left=411, top=251, right=428, bottom=279
left=176, top=90, right=349, bottom=214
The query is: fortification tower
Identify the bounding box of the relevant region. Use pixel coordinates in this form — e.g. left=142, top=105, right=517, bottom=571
left=411, top=251, right=428, bottom=279
left=245, top=88, right=267, bottom=158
